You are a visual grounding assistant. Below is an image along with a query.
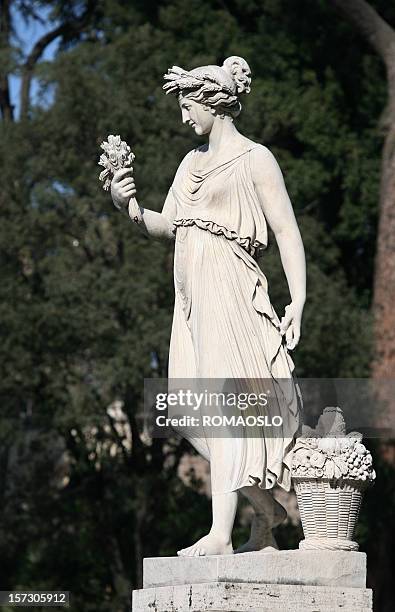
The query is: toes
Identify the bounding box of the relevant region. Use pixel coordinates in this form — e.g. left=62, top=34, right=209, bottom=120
left=176, top=536, right=211, bottom=557
left=179, top=544, right=198, bottom=557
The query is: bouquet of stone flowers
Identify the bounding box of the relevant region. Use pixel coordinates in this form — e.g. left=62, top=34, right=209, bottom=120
left=292, top=407, right=375, bottom=551
left=98, top=134, right=135, bottom=193
left=98, top=134, right=142, bottom=223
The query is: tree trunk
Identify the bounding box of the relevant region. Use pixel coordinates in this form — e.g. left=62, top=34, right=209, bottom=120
left=0, top=0, right=14, bottom=121
left=329, top=5, right=395, bottom=609
left=372, top=102, right=395, bottom=379
left=331, top=0, right=395, bottom=380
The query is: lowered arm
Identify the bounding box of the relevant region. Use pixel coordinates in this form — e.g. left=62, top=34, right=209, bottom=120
left=250, top=146, right=306, bottom=348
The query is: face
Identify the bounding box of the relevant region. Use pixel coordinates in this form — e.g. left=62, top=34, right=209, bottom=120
left=179, top=97, right=215, bottom=135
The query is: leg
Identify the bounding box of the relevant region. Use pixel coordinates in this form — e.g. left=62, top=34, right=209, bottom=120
left=177, top=490, right=237, bottom=556
left=234, top=485, right=287, bottom=553
left=177, top=436, right=235, bottom=556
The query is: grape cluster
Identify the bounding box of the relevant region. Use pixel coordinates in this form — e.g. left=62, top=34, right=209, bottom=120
left=341, top=442, right=374, bottom=481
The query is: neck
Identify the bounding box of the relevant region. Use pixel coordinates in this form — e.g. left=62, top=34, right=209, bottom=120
left=208, top=115, right=239, bottom=154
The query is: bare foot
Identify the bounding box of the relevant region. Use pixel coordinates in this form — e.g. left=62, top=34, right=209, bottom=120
left=177, top=532, right=233, bottom=557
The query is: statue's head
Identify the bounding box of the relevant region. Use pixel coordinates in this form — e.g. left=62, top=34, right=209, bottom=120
left=163, top=56, right=251, bottom=135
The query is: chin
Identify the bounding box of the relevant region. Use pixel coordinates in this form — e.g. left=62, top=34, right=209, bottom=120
left=194, top=125, right=204, bottom=135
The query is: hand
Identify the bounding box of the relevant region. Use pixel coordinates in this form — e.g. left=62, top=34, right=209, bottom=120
left=110, top=167, right=136, bottom=211
left=279, top=300, right=304, bottom=351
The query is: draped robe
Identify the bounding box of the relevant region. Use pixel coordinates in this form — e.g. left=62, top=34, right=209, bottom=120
left=162, top=143, right=301, bottom=494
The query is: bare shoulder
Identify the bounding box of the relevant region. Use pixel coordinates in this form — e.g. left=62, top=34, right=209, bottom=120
left=250, top=144, right=283, bottom=182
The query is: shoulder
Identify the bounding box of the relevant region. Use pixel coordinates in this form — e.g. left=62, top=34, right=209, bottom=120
left=249, top=144, right=281, bottom=169
left=249, top=145, right=285, bottom=186
left=178, top=145, right=205, bottom=169
left=180, top=148, right=196, bottom=164
left=173, top=148, right=196, bottom=182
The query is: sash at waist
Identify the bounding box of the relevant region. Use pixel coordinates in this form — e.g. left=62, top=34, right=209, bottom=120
left=173, top=217, right=266, bottom=259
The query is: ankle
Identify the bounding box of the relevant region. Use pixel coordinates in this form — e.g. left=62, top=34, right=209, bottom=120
left=209, top=529, right=232, bottom=546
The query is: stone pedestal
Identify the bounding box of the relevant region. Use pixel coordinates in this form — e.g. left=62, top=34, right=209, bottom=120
left=132, top=550, right=372, bottom=611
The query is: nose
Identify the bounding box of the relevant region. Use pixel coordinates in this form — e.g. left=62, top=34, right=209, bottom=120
left=181, top=108, right=189, bottom=124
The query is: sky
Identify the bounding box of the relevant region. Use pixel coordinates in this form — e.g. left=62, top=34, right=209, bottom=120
left=10, top=6, right=59, bottom=117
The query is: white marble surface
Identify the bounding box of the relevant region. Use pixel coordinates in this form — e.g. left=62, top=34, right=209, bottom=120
left=133, top=581, right=372, bottom=612
left=142, top=550, right=367, bottom=589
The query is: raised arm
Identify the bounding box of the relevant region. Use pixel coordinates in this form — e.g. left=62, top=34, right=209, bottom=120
left=250, top=146, right=306, bottom=350
left=110, top=168, right=175, bottom=240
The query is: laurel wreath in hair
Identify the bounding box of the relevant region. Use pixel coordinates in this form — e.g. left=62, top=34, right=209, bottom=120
left=163, top=65, right=235, bottom=98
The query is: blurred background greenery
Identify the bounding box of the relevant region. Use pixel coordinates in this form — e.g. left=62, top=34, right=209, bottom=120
left=0, top=1, right=394, bottom=610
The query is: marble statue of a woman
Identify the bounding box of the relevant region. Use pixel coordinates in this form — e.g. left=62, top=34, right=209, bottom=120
left=110, top=56, right=306, bottom=557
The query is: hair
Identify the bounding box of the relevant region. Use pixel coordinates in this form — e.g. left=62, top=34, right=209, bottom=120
left=163, top=56, right=251, bottom=118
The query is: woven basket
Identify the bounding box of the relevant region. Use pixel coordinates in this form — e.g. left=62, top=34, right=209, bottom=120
left=294, top=477, right=366, bottom=551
